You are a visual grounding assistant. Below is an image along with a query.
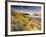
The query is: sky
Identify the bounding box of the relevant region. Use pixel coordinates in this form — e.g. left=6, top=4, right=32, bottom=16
left=11, top=5, right=41, bottom=11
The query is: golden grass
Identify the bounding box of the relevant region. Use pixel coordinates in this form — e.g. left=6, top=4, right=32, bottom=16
left=11, top=11, right=41, bottom=31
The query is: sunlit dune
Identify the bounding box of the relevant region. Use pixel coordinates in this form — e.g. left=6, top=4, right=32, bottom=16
left=11, top=11, right=41, bottom=31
